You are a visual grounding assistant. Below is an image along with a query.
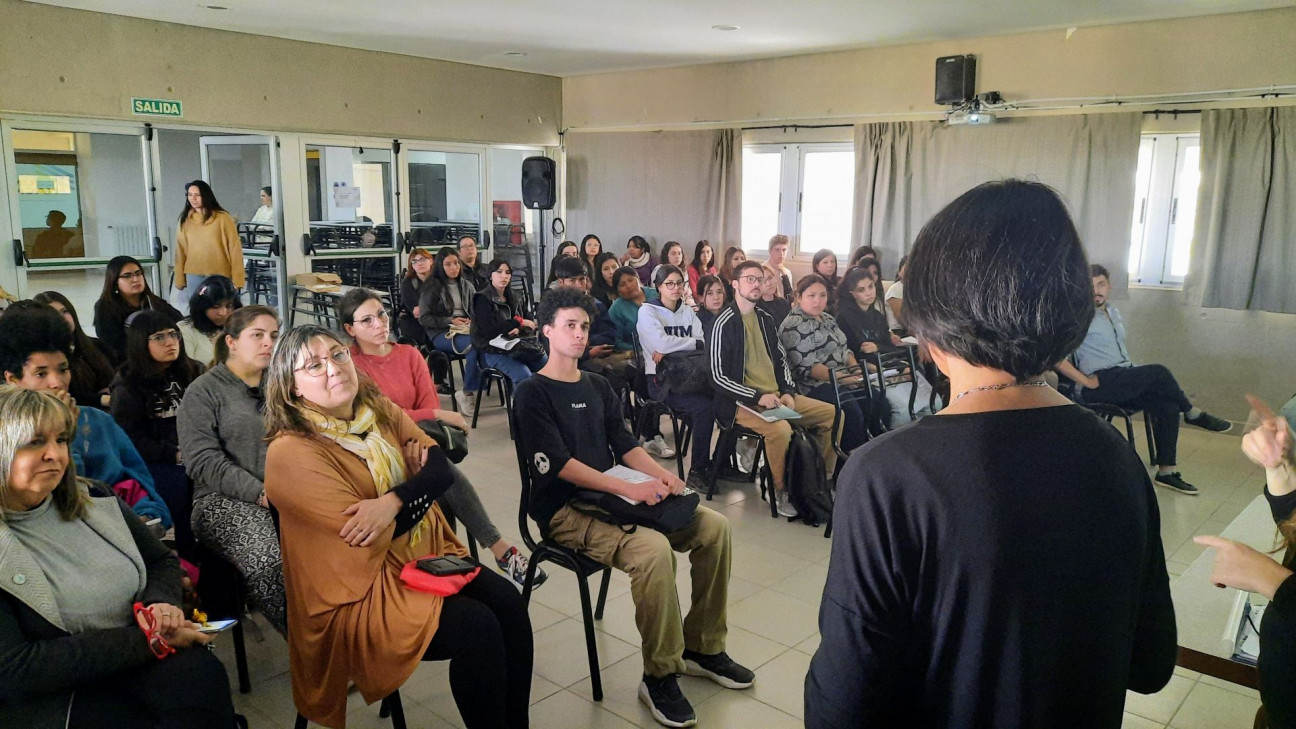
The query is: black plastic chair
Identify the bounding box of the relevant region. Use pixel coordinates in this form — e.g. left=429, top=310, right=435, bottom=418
left=704, top=420, right=776, bottom=518
left=510, top=406, right=614, bottom=701
left=1057, top=358, right=1158, bottom=465
left=871, top=346, right=922, bottom=422
left=472, top=367, right=516, bottom=438
left=294, top=692, right=406, bottom=729
left=192, top=543, right=251, bottom=694
left=630, top=331, right=693, bottom=480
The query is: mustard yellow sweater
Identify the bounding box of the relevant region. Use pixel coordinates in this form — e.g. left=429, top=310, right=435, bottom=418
left=175, top=210, right=244, bottom=288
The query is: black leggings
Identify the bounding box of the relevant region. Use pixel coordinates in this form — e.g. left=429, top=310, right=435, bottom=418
left=68, top=646, right=234, bottom=729
left=425, top=567, right=533, bottom=729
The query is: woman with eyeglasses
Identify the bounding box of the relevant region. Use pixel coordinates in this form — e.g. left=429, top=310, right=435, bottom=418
left=471, top=259, right=546, bottom=388
left=94, top=256, right=182, bottom=364
left=341, top=289, right=547, bottom=590
left=173, top=180, right=243, bottom=305
left=110, top=310, right=204, bottom=557
left=456, top=235, right=487, bottom=290
left=176, top=306, right=288, bottom=636
left=176, top=275, right=241, bottom=367
left=263, top=325, right=533, bottom=729
left=34, top=291, right=116, bottom=409
left=396, top=247, right=435, bottom=345
left=0, top=386, right=237, bottom=729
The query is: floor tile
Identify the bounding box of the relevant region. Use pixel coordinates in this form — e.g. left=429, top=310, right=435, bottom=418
left=692, top=689, right=803, bottom=729
left=529, top=689, right=640, bottom=729
left=1168, top=680, right=1262, bottom=729
left=728, top=589, right=821, bottom=648
left=749, top=648, right=811, bottom=718
left=1123, top=712, right=1164, bottom=729
left=532, top=618, right=640, bottom=688
left=1125, top=674, right=1196, bottom=724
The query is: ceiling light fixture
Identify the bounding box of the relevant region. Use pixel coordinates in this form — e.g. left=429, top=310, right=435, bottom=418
left=711, top=24, right=740, bottom=31
left=201, top=4, right=228, bottom=9
left=504, top=52, right=528, bottom=57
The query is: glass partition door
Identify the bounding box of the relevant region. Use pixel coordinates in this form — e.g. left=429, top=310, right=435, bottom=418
left=304, top=143, right=399, bottom=295
left=199, top=135, right=286, bottom=307
left=0, top=120, right=160, bottom=321
left=404, top=148, right=484, bottom=255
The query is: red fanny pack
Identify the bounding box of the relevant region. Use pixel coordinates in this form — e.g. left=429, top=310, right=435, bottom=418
left=399, top=560, right=480, bottom=597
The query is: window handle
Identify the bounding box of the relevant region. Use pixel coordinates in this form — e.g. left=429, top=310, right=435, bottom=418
left=1170, top=198, right=1179, bottom=224
left=1138, top=198, right=1148, bottom=225
left=12, top=239, right=25, bottom=268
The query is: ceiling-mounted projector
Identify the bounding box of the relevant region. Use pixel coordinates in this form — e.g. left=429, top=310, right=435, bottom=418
left=946, top=109, right=997, bottom=126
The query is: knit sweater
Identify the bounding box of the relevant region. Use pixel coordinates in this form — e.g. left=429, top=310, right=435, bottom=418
left=778, top=306, right=853, bottom=393
left=175, top=210, right=244, bottom=288
left=176, top=363, right=268, bottom=503
left=350, top=343, right=442, bottom=423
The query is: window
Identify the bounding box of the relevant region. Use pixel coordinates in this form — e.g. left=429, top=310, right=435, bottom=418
left=741, top=143, right=853, bottom=257
left=1128, top=134, right=1200, bottom=287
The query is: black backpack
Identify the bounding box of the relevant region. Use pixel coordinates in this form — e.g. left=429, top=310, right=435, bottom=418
left=785, top=425, right=833, bottom=526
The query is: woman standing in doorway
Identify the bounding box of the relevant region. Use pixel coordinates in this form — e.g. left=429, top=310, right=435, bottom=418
left=94, top=256, right=183, bottom=363
left=174, top=181, right=244, bottom=303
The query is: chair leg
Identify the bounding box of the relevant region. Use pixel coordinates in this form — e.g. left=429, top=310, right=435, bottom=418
left=231, top=618, right=251, bottom=694
left=672, top=415, right=686, bottom=480
left=575, top=572, right=604, bottom=702
left=379, top=691, right=407, bottom=729
left=294, top=715, right=308, bottom=729
left=521, top=552, right=544, bottom=604
left=594, top=567, right=612, bottom=620
left=471, top=386, right=484, bottom=429
left=1143, top=414, right=1157, bottom=466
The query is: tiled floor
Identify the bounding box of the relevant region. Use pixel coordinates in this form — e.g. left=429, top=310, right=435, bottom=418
left=216, top=404, right=1265, bottom=728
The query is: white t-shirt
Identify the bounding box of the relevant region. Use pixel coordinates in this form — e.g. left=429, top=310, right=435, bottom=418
left=251, top=205, right=274, bottom=224
left=884, top=280, right=902, bottom=329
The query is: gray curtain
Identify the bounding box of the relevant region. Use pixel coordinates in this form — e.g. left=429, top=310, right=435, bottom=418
left=852, top=113, right=1142, bottom=287
left=564, top=128, right=741, bottom=253
left=1186, top=106, right=1296, bottom=313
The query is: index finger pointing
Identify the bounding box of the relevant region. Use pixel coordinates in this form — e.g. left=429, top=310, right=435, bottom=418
left=1246, top=394, right=1279, bottom=424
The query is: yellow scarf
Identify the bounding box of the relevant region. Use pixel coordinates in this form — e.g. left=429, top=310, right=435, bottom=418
left=302, top=404, right=429, bottom=547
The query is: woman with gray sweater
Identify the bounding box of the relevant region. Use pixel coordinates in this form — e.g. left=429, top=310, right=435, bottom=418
left=175, top=305, right=287, bottom=635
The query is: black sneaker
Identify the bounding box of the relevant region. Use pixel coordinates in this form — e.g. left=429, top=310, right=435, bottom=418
left=682, top=649, right=755, bottom=689
left=1185, top=411, right=1232, bottom=433
left=638, top=674, right=697, bottom=728
left=1155, top=471, right=1199, bottom=495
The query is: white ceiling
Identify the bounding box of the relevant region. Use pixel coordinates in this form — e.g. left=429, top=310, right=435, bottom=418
left=29, top=0, right=1296, bottom=77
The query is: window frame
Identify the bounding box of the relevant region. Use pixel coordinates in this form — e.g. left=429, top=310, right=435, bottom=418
left=1128, top=132, right=1200, bottom=289
left=741, top=141, right=853, bottom=260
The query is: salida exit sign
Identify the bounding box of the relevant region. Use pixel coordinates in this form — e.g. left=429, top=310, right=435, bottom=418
left=131, top=97, right=183, bottom=117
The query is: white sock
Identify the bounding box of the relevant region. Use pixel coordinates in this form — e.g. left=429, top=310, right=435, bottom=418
left=1187, top=406, right=1202, bottom=419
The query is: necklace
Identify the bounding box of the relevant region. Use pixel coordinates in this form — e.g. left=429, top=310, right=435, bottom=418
left=952, top=380, right=1050, bottom=403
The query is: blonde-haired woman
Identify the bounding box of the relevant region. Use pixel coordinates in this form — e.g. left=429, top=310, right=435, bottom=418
left=263, top=325, right=531, bottom=729
left=0, top=386, right=234, bottom=728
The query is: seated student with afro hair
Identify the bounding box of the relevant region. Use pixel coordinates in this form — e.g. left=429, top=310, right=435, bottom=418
left=0, top=302, right=171, bottom=528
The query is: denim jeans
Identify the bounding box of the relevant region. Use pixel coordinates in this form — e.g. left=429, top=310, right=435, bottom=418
left=431, top=332, right=481, bottom=391
left=480, top=350, right=546, bottom=387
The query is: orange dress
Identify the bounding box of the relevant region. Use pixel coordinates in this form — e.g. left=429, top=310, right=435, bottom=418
left=264, top=400, right=467, bottom=728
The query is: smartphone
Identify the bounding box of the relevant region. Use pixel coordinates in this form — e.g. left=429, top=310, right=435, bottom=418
left=416, top=556, right=478, bottom=576
left=196, top=618, right=238, bottom=634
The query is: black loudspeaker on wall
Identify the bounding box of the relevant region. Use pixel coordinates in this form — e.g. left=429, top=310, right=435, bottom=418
left=521, top=156, right=556, bottom=210
left=935, top=54, right=976, bottom=105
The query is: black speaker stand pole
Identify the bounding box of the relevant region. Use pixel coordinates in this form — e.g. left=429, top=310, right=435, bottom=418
left=536, top=208, right=546, bottom=294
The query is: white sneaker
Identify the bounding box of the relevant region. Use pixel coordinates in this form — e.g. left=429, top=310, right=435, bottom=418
left=775, top=491, right=798, bottom=518
left=735, top=437, right=756, bottom=473
left=643, top=435, right=676, bottom=459
left=455, top=390, right=477, bottom=416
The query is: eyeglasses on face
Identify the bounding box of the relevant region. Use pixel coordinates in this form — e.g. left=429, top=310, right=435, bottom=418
left=354, top=310, right=390, bottom=328
left=660, top=279, right=685, bottom=290
left=410, top=256, right=431, bottom=264
left=736, top=275, right=762, bottom=285
left=147, top=330, right=180, bottom=343
left=118, top=270, right=146, bottom=281
left=296, top=348, right=352, bottom=377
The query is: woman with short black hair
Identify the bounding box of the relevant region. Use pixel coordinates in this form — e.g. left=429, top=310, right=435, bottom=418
left=807, top=180, right=1176, bottom=728
left=619, top=235, right=656, bottom=287
left=176, top=275, right=241, bottom=367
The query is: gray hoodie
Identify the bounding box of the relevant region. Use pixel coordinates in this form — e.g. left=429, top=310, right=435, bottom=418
left=176, top=363, right=267, bottom=503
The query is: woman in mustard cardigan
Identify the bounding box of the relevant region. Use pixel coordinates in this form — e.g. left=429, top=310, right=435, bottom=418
left=263, top=325, right=532, bottom=729
left=174, top=181, right=244, bottom=304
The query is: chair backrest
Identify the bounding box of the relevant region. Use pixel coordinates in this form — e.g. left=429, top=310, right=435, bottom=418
left=873, top=345, right=920, bottom=419
left=829, top=363, right=878, bottom=444
left=509, top=401, right=542, bottom=554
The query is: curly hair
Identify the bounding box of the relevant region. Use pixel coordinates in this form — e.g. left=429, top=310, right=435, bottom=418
left=0, top=303, right=73, bottom=380
left=537, top=286, right=597, bottom=330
